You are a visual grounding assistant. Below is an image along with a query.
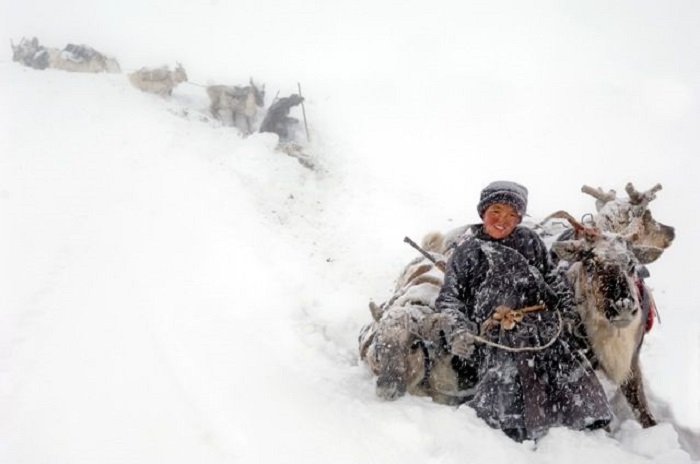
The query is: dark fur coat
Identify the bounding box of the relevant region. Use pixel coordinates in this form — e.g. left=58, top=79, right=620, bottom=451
left=436, top=225, right=611, bottom=440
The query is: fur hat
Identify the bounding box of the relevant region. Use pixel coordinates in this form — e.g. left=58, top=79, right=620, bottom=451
left=477, top=181, right=528, bottom=218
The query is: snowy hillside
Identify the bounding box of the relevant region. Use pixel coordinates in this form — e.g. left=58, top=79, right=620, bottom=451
left=2, top=1, right=700, bottom=463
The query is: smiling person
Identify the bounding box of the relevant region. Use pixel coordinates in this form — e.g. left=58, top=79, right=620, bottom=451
left=434, top=181, right=611, bottom=442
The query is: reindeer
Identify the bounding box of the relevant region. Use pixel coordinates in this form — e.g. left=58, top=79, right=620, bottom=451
left=128, top=63, right=188, bottom=97
left=48, top=43, right=121, bottom=73
left=359, top=233, right=466, bottom=405
left=206, top=78, right=265, bottom=133
left=546, top=183, right=675, bottom=428
left=10, top=37, right=51, bottom=70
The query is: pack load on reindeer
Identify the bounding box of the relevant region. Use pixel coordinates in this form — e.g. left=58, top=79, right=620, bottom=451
left=10, top=37, right=121, bottom=73
left=358, top=182, right=674, bottom=432
left=206, top=78, right=266, bottom=134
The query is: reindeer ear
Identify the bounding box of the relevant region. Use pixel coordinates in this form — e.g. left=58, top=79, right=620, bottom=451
left=369, top=301, right=383, bottom=322
left=632, top=245, right=664, bottom=264
left=551, top=240, right=585, bottom=262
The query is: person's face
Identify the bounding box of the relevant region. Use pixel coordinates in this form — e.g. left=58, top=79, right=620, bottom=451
left=482, top=203, right=520, bottom=239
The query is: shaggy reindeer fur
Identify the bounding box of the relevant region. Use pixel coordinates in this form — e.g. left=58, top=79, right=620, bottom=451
left=567, top=260, right=644, bottom=385
left=207, top=79, right=265, bottom=133
left=553, top=238, right=656, bottom=428
left=359, top=233, right=463, bottom=405
left=48, top=44, right=121, bottom=73
left=128, top=64, right=188, bottom=97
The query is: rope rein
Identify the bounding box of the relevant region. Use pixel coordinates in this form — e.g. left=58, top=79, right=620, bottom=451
left=452, top=307, right=563, bottom=353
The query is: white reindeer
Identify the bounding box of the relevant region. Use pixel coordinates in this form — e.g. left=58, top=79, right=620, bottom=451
left=128, top=63, right=188, bottom=97
left=206, top=78, right=265, bottom=134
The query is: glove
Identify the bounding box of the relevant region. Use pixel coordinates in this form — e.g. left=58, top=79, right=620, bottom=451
left=449, top=330, right=477, bottom=358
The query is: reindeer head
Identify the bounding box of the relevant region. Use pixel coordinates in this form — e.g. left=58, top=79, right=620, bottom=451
left=174, top=62, right=188, bottom=84
left=372, top=322, right=427, bottom=400
left=552, top=223, right=641, bottom=328
left=249, top=77, right=266, bottom=107
left=365, top=249, right=445, bottom=401
left=582, top=183, right=675, bottom=264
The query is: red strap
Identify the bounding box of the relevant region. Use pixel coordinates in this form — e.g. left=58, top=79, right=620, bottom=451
left=645, top=291, right=656, bottom=333
left=636, top=278, right=655, bottom=333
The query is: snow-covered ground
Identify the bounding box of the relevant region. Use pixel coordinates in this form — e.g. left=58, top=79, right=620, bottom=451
left=1, top=1, right=699, bottom=463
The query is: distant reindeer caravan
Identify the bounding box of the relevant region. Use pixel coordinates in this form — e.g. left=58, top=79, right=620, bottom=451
left=10, top=37, right=315, bottom=166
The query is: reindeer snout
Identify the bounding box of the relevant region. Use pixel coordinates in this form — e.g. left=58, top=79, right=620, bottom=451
left=376, top=373, right=406, bottom=400
left=607, top=298, right=638, bottom=327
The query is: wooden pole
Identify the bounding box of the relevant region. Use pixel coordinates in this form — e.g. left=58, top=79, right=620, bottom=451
left=403, top=236, right=445, bottom=272
left=297, top=82, right=310, bottom=142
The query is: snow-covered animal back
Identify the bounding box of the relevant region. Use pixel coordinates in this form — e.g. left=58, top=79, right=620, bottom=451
left=128, top=63, right=188, bottom=97
left=49, top=43, right=121, bottom=73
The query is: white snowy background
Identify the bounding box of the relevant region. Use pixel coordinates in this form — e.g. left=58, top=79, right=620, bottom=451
left=1, top=1, right=699, bottom=463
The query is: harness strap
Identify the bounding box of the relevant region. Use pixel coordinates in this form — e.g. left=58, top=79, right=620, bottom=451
left=636, top=278, right=657, bottom=332
left=411, top=339, right=434, bottom=389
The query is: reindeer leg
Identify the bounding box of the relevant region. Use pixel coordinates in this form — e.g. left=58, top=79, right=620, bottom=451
left=210, top=104, right=219, bottom=121
left=620, top=357, right=657, bottom=428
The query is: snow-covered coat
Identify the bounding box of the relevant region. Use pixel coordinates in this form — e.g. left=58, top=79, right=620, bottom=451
left=436, top=225, right=611, bottom=440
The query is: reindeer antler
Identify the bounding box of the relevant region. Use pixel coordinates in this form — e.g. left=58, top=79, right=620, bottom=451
left=543, top=210, right=582, bottom=228
left=582, top=185, right=617, bottom=211
left=542, top=210, right=600, bottom=241
left=625, top=183, right=662, bottom=206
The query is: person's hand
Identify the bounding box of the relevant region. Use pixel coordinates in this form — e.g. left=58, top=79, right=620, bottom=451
left=449, top=330, right=476, bottom=358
